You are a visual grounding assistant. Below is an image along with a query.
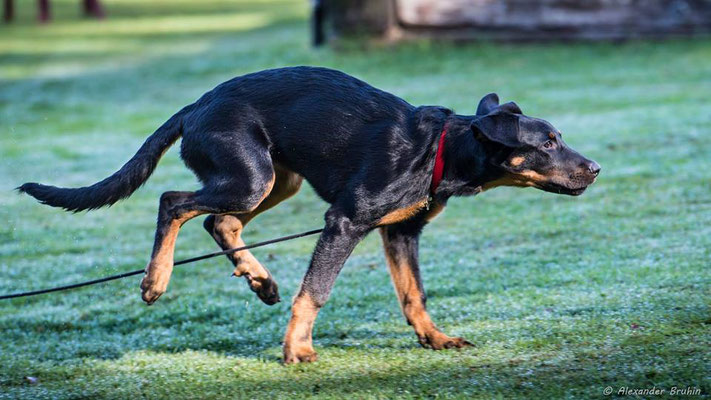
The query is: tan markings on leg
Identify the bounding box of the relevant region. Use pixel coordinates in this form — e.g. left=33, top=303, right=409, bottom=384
left=380, top=230, right=433, bottom=335
left=211, top=213, right=280, bottom=304
left=283, top=292, right=319, bottom=364
left=378, top=198, right=429, bottom=226
left=211, top=216, right=252, bottom=276
left=380, top=229, right=471, bottom=350
left=218, top=164, right=302, bottom=274
left=141, top=192, right=204, bottom=304
left=226, top=169, right=276, bottom=277
left=208, top=164, right=303, bottom=304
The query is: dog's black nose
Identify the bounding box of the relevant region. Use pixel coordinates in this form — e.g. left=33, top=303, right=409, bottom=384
left=587, top=160, right=601, bottom=176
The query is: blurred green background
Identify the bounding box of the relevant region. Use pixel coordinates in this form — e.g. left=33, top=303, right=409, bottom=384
left=1, top=1, right=709, bottom=399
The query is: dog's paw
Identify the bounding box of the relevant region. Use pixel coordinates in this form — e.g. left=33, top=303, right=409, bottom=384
left=418, top=331, right=473, bottom=350
left=140, top=276, right=165, bottom=305
left=283, top=345, right=318, bottom=364
left=140, top=266, right=170, bottom=305
left=234, top=265, right=280, bottom=305
left=244, top=271, right=280, bottom=305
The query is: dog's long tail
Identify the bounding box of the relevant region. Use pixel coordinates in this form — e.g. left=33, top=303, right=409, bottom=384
left=18, top=105, right=192, bottom=212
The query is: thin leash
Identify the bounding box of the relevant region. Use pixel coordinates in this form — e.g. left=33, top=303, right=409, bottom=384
left=0, top=228, right=323, bottom=301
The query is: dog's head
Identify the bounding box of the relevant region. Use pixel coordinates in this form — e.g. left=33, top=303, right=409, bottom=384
left=472, top=93, right=600, bottom=196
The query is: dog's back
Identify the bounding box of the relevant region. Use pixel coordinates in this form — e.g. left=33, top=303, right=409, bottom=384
left=181, top=66, right=425, bottom=203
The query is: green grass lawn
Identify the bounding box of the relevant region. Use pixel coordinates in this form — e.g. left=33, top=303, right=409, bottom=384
left=1, top=0, right=710, bottom=398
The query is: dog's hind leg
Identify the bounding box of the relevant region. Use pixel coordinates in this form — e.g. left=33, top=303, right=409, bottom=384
left=379, top=223, right=473, bottom=350
left=203, top=164, right=303, bottom=305
left=141, top=144, right=276, bottom=305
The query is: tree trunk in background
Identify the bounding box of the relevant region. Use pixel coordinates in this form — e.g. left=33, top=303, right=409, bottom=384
left=312, top=0, right=325, bottom=46
left=328, top=0, right=394, bottom=37
left=82, top=0, right=105, bottom=18
left=37, top=0, right=50, bottom=23
left=3, top=0, right=13, bottom=23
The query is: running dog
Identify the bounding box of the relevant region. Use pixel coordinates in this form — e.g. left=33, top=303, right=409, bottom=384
left=19, top=66, right=600, bottom=363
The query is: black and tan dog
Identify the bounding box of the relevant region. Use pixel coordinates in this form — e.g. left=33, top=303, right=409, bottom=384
left=19, top=66, right=600, bottom=363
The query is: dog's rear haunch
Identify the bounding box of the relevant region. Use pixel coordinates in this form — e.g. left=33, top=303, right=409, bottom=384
left=19, top=67, right=600, bottom=364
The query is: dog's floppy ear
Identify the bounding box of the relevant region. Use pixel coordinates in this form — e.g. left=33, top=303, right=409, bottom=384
left=477, top=93, right=523, bottom=116
left=471, top=113, right=521, bottom=148
left=476, top=93, right=499, bottom=115
left=499, top=101, right=522, bottom=115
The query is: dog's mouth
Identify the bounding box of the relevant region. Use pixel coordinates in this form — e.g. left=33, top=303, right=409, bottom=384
left=538, top=182, right=589, bottom=196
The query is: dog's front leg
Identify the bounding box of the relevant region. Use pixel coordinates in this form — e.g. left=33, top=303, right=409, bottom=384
left=283, top=209, right=367, bottom=364
left=379, top=224, right=472, bottom=350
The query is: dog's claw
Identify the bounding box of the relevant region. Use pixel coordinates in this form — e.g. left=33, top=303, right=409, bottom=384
left=418, top=332, right=473, bottom=350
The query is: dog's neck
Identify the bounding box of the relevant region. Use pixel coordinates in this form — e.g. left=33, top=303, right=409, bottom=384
left=434, top=116, right=504, bottom=200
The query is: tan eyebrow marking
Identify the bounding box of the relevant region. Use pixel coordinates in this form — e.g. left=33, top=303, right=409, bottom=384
left=548, top=132, right=556, bottom=139
left=509, top=156, right=525, bottom=167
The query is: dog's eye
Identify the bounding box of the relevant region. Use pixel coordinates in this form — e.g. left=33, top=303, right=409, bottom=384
left=543, top=140, right=554, bottom=149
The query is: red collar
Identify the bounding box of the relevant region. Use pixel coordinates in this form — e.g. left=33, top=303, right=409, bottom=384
left=429, top=123, right=448, bottom=195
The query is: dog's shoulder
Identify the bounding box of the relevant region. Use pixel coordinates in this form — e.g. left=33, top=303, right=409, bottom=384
left=407, top=105, right=452, bottom=146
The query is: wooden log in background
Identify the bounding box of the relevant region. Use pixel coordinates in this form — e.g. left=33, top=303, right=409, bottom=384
left=322, top=0, right=711, bottom=42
